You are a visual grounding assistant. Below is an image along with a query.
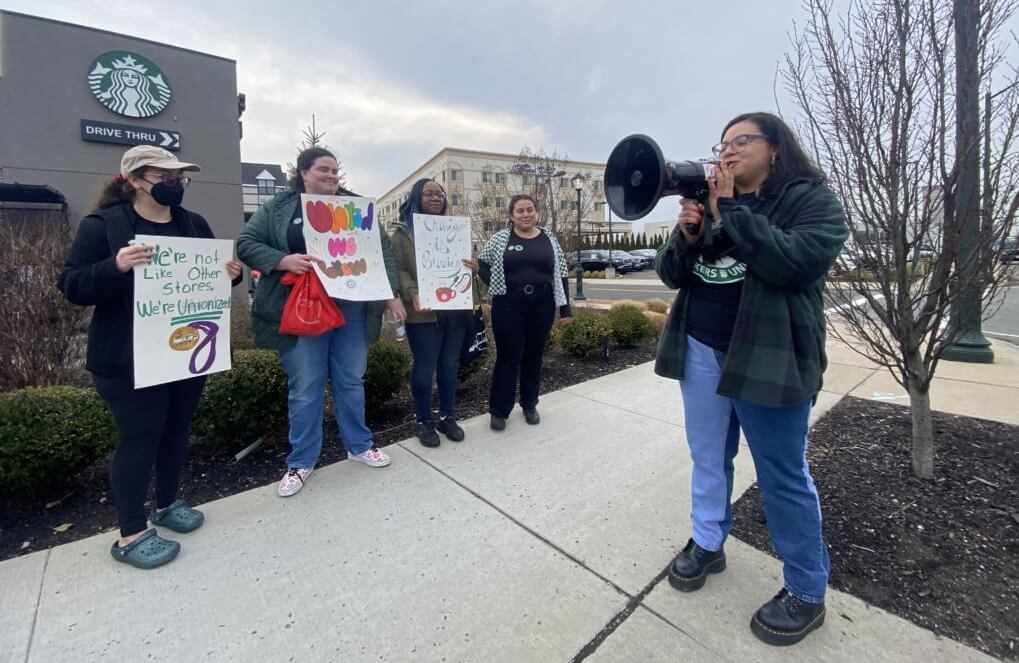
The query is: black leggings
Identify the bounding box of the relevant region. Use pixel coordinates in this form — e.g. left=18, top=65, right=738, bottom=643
left=93, top=374, right=206, bottom=537
left=489, top=289, right=556, bottom=418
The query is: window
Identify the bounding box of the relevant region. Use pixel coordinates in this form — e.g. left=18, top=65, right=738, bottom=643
left=451, top=194, right=463, bottom=206
left=450, top=169, right=462, bottom=181
left=560, top=200, right=570, bottom=211
left=482, top=171, right=492, bottom=183
left=256, top=180, right=274, bottom=195
left=522, top=174, right=535, bottom=185
left=495, top=173, right=506, bottom=184
left=495, top=197, right=505, bottom=209
left=483, top=197, right=492, bottom=208
left=560, top=177, right=570, bottom=187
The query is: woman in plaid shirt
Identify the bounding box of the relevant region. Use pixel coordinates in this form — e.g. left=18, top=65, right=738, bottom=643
left=655, top=112, right=848, bottom=646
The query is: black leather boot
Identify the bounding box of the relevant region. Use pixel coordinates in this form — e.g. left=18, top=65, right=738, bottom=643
left=436, top=417, right=465, bottom=442
left=490, top=415, right=506, bottom=431
left=750, top=588, right=826, bottom=646
left=523, top=408, right=540, bottom=425
left=667, top=538, right=726, bottom=591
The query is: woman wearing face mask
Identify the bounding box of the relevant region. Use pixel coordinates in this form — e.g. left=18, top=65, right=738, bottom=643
left=390, top=179, right=479, bottom=447
left=655, top=112, right=848, bottom=646
left=58, top=145, right=243, bottom=569
left=237, top=147, right=406, bottom=498
left=472, top=194, right=571, bottom=431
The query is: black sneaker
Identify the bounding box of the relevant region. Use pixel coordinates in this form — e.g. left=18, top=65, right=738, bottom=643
left=490, top=415, right=506, bottom=431
left=523, top=408, right=540, bottom=425
left=416, top=422, right=440, bottom=448
left=750, top=588, right=826, bottom=646
left=667, top=538, right=726, bottom=592
left=436, top=416, right=465, bottom=442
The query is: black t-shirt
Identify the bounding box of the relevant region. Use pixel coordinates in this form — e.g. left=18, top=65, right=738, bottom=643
left=131, top=207, right=181, bottom=237
left=287, top=201, right=307, bottom=253
left=685, top=192, right=759, bottom=353
left=504, top=230, right=555, bottom=287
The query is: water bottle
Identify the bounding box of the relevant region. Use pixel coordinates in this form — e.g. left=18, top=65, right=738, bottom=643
left=395, top=321, right=406, bottom=341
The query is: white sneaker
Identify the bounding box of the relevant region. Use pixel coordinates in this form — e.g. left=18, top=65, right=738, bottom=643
left=348, top=447, right=391, bottom=468
left=277, top=467, right=313, bottom=497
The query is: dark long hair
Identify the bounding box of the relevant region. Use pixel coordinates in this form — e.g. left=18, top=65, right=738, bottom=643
left=398, top=178, right=447, bottom=234
left=722, top=112, right=826, bottom=193
left=91, top=169, right=144, bottom=212
left=289, top=147, right=337, bottom=192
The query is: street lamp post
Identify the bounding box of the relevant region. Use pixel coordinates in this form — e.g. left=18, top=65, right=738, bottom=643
left=605, top=205, right=615, bottom=279
left=572, top=174, right=586, bottom=301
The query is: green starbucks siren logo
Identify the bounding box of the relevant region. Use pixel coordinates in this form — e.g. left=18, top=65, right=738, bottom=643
left=87, top=51, right=171, bottom=118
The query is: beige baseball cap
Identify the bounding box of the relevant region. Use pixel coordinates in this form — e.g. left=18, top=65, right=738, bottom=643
left=120, top=145, right=201, bottom=176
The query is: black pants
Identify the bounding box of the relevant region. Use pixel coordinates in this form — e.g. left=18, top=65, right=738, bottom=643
left=93, top=374, right=207, bottom=537
left=489, top=287, right=556, bottom=418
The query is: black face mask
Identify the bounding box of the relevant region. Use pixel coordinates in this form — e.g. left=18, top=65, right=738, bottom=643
left=148, top=180, right=185, bottom=207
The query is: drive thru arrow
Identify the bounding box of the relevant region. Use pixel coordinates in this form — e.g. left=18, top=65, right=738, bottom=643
left=159, top=131, right=175, bottom=147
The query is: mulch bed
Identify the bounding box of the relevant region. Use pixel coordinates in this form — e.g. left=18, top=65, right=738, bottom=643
left=731, top=396, right=1019, bottom=661
left=0, top=338, right=658, bottom=563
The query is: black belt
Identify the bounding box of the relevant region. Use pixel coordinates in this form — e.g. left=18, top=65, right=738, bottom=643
left=508, top=282, right=551, bottom=296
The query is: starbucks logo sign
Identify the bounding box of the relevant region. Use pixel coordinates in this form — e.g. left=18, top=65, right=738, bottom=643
left=87, top=51, right=171, bottom=118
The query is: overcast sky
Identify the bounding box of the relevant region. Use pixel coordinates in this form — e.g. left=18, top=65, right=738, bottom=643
left=7, top=0, right=823, bottom=224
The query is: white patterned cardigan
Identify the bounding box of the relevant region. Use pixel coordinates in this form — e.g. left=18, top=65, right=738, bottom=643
left=478, top=227, right=569, bottom=307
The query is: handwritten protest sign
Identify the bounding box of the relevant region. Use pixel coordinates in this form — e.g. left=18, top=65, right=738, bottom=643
left=413, top=214, right=473, bottom=310
left=132, top=235, right=233, bottom=389
left=300, top=195, right=394, bottom=301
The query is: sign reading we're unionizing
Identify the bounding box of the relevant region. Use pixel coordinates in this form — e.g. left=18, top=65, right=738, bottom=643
left=300, top=195, right=394, bottom=301
left=132, top=236, right=233, bottom=389
left=87, top=51, right=172, bottom=118
left=413, top=214, right=474, bottom=310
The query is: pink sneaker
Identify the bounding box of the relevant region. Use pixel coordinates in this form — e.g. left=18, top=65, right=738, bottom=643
left=277, top=467, right=313, bottom=497
left=348, top=447, right=391, bottom=468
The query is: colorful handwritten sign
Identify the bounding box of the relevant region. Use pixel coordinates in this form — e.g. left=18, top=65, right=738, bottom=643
left=301, top=194, right=393, bottom=301
left=413, top=214, right=474, bottom=310
left=132, top=235, right=233, bottom=389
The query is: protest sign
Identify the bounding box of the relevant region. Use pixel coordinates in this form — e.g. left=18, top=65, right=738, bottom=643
left=132, top=235, right=233, bottom=389
left=413, top=214, right=473, bottom=310
left=300, top=195, right=393, bottom=301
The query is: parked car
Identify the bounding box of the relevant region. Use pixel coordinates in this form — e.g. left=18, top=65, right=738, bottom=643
left=610, top=250, right=645, bottom=271
left=624, top=249, right=656, bottom=269
left=567, top=250, right=609, bottom=273
left=1000, top=238, right=1018, bottom=263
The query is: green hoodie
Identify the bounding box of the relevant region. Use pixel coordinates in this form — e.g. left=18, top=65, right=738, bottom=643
left=237, top=188, right=400, bottom=352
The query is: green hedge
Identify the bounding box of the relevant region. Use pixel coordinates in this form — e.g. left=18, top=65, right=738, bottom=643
left=0, top=386, right=116, bottom=496
left=365, top=339, right=411, bottom=411
left=192, top=349, right=288, bottom=444
left=607, top=304, right=653, bottom=347
left=558, top=310, right=611, bottom=357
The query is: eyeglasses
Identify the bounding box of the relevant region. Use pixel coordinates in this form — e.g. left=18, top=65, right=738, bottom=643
left=711, top=133, right=769, bottom=157
left=422, top=191, right=446, bottom=199
left=144, top=173, right=192, bottom=187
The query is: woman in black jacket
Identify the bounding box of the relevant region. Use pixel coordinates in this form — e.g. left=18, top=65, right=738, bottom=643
left=58, top=145, right=241, bottom=570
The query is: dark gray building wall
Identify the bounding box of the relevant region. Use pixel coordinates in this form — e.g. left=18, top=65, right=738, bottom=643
left=0, top=11, right=242, bottom=241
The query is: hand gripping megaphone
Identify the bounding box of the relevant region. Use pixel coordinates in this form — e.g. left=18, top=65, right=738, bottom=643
left=603, top=134, right=718, bottom=221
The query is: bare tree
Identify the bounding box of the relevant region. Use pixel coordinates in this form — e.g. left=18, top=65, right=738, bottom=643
left=511, top=146, right=598, bottom=248
left=285, top=114, right=348, bottom=189
left=783, top=0, right=1019, bottom=478
left=0, top=207, right=90, bottom=390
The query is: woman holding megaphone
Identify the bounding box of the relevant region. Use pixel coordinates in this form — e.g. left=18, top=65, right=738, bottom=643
left=652, top=112, right=848, bottom=646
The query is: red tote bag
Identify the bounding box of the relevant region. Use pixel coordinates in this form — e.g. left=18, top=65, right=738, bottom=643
left=278, top=271, right=345, bottom=335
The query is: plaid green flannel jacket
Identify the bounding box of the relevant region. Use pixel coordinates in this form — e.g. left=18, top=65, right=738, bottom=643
left=654, top=177, right=848, bottom=407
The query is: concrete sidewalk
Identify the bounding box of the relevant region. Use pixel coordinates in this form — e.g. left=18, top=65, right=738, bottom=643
left=4, top=341, right=1015, bottom=662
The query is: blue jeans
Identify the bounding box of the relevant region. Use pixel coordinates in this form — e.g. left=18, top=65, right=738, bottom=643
left=680, top=335, right=830, bottom=603
left=405, top=314, right=468, bottom=423
left=279, top=300, right=372, bottom=468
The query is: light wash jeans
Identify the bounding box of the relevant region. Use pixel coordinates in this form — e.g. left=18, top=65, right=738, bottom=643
left=280, top=300, right=371, bottom=468
left=680, top=334, right=830, bottom=603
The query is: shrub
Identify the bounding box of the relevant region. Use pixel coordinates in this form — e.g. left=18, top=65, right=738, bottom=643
left=610, top=299, right=647, bottom=311
left=365, top=339, right=411, bottom=411
left=645, top=298, right=669, bottom=314
left=558, top=310, right=610, bottom=357
left=0, top=386, right=116, bottom=496
left=643, top=311, right=668, bottom=339
left=608, top=304, right=653, bottom=347
left=230, top=300, right=257, bottom=351
left=192, top=349, right=288, bottom=444
left=546, top=320, right=563, bottom=349
left=458, top=352, right=489, bottom=384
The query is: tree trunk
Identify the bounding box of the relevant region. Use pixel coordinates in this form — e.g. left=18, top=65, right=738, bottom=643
left=906, top=352, right=935, bottom=479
